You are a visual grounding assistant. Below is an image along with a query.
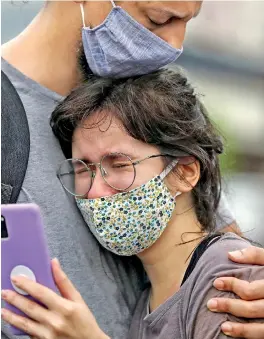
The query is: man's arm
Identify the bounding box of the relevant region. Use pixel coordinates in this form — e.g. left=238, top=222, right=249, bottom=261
left=208, top=246, right=264, bottom=338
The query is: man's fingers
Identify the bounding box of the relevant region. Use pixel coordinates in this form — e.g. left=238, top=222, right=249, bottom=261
left=228, top=246, right=264, bottom=265
left=207, top=298, right=264, bottom=318
left=214, top=277, right=264, bottom=301
left=51, top=258, right=83, bottom=302
left=221, top=321, right=264, bottom=339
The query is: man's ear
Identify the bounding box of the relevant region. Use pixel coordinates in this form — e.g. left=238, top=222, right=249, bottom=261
left=166, top=158, right=200, bottom=194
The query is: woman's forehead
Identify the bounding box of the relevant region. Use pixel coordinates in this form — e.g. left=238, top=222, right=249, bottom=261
left=72, top=112, right=157, bottom=158
left=73, top=113, right=128, bottom=144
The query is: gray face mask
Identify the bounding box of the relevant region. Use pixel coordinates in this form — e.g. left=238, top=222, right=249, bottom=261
left=80, top=1, right=183, bottom=78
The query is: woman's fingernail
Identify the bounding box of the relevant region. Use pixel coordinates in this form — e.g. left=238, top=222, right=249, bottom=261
left=54, top=258, right=61, bottom=268
left=221, top=322, right=233, bottom=335
left=213, top=279, right=225, bottom=290
left=11, top=276, right=19, bottom=284
left=207, top=299, right=218, bottom=311
left=1, top=290, right=8, bottom=299
left=228, top=250, right=243, bottom=259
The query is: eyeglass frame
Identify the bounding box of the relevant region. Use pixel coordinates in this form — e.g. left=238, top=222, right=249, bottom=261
left=57, top=152, right=191, bottom=197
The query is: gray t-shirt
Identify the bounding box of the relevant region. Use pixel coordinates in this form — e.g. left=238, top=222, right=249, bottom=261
left=2, top=58, right=235, bottom=339
left=128, top=233, right=264, bottom=339
left=1, top=59, right=144, bottom=339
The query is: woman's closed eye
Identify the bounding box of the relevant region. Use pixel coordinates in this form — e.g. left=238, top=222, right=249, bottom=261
left=75, top=168, right=89, bottom=175
left=74, top=164, right=92, bottom=175
left=112, top=162, right=133, bottom=169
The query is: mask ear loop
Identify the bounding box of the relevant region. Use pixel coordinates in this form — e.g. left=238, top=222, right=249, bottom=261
left=80, top=1, right=115, bottom=28
left=174, top=191, right=182, bottom=199
left=80, top=3, right=86, bottom=28
left=160, top=159, right=178, bottom=180
left=160, top=159, right=182, bottom=199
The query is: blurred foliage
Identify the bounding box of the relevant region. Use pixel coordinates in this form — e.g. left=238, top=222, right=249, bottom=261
left=211, top=116, right=242, bottom=175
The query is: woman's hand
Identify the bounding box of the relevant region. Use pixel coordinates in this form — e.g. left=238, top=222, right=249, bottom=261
left=208, top=246, right=264, bottom=339
left=1, top=259, right=110, bottom=339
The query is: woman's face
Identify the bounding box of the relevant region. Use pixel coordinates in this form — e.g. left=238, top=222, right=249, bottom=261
left=72, top=113, right=167, bottom=199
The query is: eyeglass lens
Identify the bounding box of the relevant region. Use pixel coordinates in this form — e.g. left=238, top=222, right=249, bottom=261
left=58, top=153, right=136, bottom=196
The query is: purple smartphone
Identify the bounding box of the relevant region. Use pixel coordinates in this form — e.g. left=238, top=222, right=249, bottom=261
left=1, top=203, right=56, bottom=336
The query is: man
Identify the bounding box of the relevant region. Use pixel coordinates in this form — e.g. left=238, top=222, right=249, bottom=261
left=2, top=2, right=264, bottom=338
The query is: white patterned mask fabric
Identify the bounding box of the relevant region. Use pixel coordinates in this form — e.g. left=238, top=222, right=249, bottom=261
left=76, top=161, right=181, bottom=256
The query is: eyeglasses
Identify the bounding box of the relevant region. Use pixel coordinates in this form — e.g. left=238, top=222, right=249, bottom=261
left=57, top=152, right=176, bottom=197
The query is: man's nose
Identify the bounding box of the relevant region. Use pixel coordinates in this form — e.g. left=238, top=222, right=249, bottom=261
left=158, top=21, right=186, bottom=49
left=86, top=168, right=117, bottom=199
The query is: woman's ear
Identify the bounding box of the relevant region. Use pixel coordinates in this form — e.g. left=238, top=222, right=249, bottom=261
left=166, top=158, right=200, bottom=194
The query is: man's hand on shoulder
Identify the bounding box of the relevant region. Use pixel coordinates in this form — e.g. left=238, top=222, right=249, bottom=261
left=208, top=246, right=264, bottom=339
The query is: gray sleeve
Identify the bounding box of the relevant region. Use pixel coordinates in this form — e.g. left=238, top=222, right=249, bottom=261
left=1, top=322, right=29, bottom=339
left=1, top=332, right=10, bottom=339
left=215, top=193, right=235, bottom=230
left=184, top=234, right=264, bottom=339
left=1, top=300, right=29, bottom=339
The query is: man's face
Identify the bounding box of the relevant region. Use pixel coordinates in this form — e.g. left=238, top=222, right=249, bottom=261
left=83, top=1, right=202, bottom=49
left=78, top=1, right=202, bottom=77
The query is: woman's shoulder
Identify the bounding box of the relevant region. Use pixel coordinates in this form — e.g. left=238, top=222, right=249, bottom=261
left=182, top=233, right=264, bottom=339
left=200, top=232, right=252, bottom=267
left=192, top=232, right=263, bottom=282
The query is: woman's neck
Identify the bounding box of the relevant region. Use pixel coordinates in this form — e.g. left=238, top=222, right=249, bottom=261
left=138, top=202, right=206, bottom=311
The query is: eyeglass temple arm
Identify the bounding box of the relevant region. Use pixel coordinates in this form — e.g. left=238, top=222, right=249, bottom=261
left=132, top=154, right=174, bottom=166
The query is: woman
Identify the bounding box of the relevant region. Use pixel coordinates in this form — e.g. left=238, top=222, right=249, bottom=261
left=2, top=69, right=263, bottom=338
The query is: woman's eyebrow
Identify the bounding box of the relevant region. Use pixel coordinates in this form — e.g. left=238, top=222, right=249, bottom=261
left=77, top=151, right=138, bottom=162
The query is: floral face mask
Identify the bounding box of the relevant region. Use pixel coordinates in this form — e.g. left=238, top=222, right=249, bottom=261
left=76, top=161, right=180, bottom=256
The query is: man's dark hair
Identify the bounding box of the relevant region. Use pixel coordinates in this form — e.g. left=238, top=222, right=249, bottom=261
left=50, top=68, right=224, bottom=233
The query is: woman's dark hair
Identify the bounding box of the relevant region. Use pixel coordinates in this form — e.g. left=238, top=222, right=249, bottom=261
left=51, top=68, right=224, bottom=233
